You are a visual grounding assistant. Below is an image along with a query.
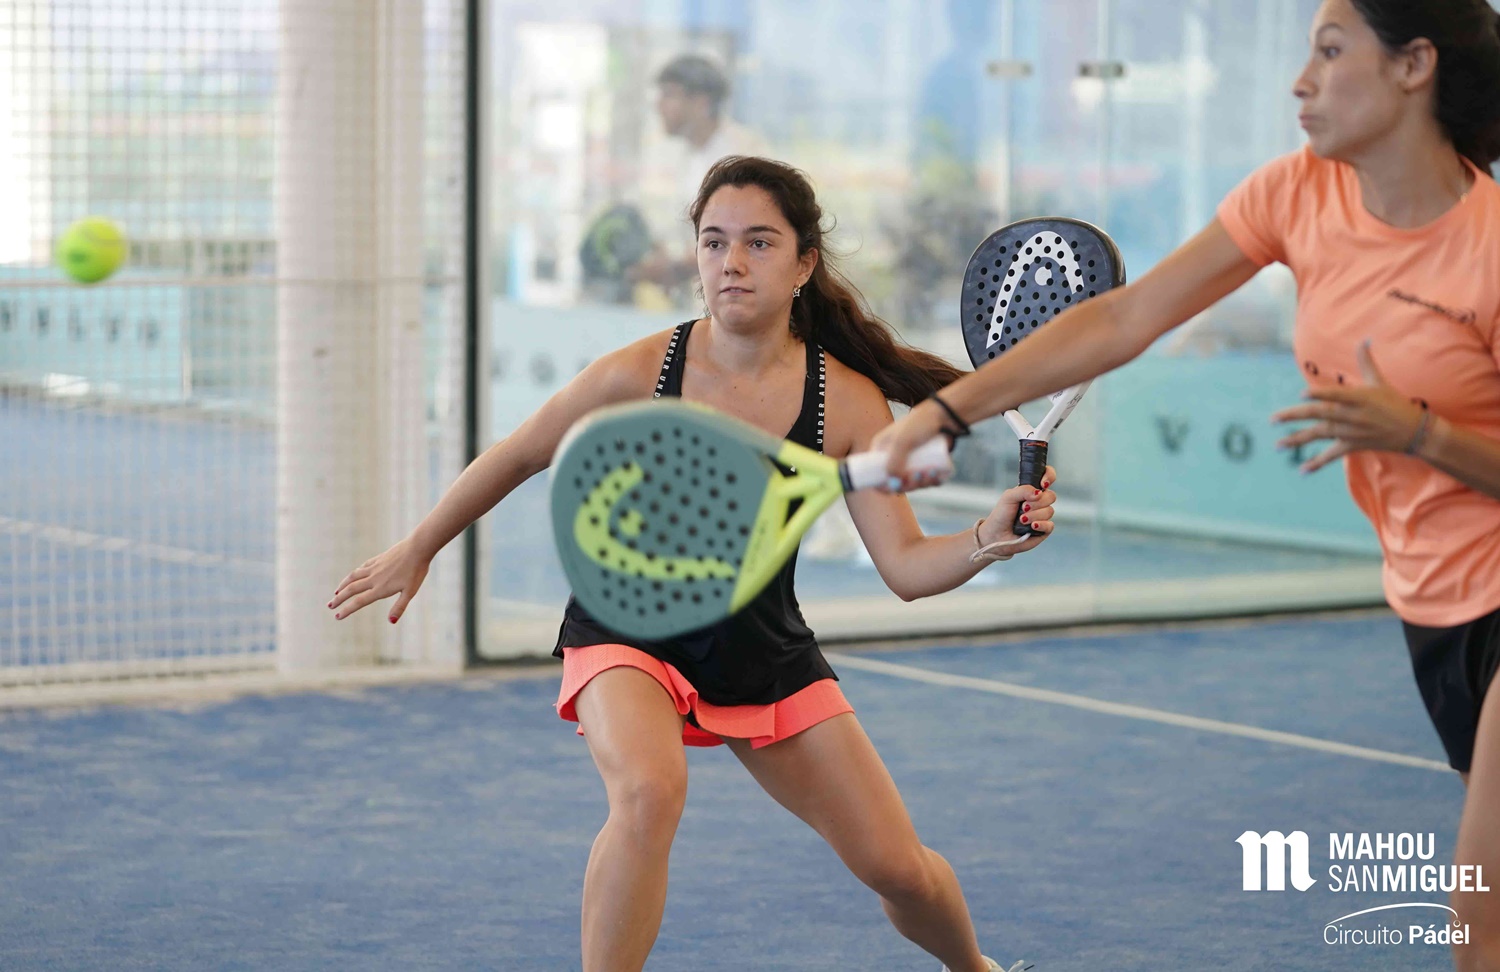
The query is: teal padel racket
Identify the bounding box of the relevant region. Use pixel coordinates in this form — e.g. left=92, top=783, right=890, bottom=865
left=551, top=400, right=951, bottom=639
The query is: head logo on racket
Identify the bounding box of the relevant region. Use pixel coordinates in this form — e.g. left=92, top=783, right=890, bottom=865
left=983, top=232, right=1089, bottom=358
left=574, top=461, right=737, bottom=583
left=551, top=400, right=951, bottom=639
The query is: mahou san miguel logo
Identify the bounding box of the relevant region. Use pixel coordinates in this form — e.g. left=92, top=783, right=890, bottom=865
left=1237, top=830, right=1488, bottom=947
left=1237, top=831, right=1317, bottom=892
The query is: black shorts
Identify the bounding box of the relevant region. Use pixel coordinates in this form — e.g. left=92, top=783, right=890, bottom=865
left=1404, top=605, right=1500, bottom=773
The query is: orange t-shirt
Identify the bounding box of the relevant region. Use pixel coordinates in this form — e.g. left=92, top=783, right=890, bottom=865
left=1218, top=146, right=1500, bottom=627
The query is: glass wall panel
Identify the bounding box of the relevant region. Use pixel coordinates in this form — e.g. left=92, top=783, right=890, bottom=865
left=479, top=0, right=1384, bottom=657
left=1094, top=0, right=1381, bottom=569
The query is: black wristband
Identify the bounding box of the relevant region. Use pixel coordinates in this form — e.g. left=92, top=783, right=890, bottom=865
left=929, top=392, right=971, bottom=439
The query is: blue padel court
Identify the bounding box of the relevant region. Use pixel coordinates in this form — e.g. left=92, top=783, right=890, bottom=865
left=0, top=611, right=1463, bottom=971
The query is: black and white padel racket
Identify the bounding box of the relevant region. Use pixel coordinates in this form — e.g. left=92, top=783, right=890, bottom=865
left=960, top=217, right=1126, bottom=536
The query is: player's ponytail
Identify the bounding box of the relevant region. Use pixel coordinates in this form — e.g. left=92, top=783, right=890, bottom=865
left=1483, top=9, right=1500, bottom=171
left=689, top=156, right=963, bottom=408
left=1351, top=0, right=1500, bottom=172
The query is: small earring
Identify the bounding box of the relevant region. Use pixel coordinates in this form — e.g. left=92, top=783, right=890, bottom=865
left=793, top=286, right=802, bottom=298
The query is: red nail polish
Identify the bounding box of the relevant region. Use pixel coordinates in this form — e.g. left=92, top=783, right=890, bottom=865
left=389, top=617, right=397, bottom=624
left=1020, top=515, right=1030, bottom=524
left=1023, top=504, right=1031, bottom=512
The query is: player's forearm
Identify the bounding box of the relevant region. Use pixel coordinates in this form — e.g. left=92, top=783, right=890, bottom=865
left=882, top=530, right=991, bottom=601
left=941, top=288, right=1143, bottom=426
left=407, top=437, right=545, bottom=560
left=1417, top=417, right=1500, bottom=501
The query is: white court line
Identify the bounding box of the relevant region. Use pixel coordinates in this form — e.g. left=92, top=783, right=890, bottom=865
left=0, top=515, right=272, bottom=576
left=825, top=652, right=1452, bottom=774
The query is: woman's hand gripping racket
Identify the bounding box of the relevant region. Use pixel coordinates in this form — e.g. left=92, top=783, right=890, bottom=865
left=960, top=217, right=1126, bottom=538
left=550, top=400, right=952, bottom=640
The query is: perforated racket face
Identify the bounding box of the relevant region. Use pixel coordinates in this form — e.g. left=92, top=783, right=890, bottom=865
left=960, top=218, right=1126, bottom=369
left=550, top=402, right=777, bottom=639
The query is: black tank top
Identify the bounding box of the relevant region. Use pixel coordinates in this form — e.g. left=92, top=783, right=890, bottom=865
left=553, top=319, right=838, bottom=706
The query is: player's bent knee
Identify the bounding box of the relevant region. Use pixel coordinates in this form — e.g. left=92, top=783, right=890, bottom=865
left=856, top=846, right=935, bottom=903
left=607, top=768, right=687, bottom=836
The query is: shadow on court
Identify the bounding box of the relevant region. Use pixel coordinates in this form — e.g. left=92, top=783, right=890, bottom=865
left=0, top=612, right=1463, bottom=970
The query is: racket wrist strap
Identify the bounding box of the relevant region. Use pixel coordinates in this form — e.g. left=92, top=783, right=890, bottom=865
left=929, top=393, right=971, bottom=440
left=970, top=518, right=1021, bottom=564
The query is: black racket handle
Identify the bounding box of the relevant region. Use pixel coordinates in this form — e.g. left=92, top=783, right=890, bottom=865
left=1014, top=439, right=1049, bottom=538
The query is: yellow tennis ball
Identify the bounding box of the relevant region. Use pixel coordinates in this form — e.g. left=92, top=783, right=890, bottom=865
left=56, top=217, right=128, bottom=284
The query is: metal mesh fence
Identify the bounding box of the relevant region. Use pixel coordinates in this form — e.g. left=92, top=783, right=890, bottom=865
left=0, top=0, right=468, bottom=687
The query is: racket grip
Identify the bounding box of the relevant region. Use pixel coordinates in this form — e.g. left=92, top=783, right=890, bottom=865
left=843, top=436, right=952, bottom=491
left=1014, top=439, right=1048, bottom=537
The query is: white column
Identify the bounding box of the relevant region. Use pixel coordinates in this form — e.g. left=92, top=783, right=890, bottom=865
left=0, top=0, right=52, bottom=265
left=373, top=0, right=434, bottom=666
left=276, top=0, right=451, bottom=672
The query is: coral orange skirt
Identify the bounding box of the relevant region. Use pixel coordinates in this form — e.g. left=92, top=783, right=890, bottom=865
left=556, top=643, right=852, bottom=749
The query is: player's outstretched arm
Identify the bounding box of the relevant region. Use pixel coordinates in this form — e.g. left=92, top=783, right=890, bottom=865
left=831, top=365, right=1057, bottom=601
left=328, top=331, right=667, bottom=622
left=875, top=219, right=1261, bottom=489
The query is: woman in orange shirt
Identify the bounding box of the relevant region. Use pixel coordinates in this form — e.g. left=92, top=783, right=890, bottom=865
left=877, top=1, right=1500, bottom=967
